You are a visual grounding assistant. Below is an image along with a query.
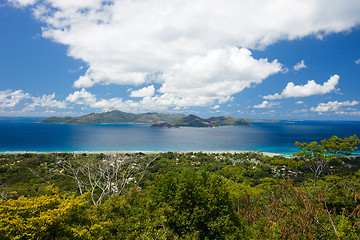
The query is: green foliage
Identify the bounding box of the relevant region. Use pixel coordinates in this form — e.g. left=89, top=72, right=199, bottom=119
left=152, top=170, right=246, bottom=239
left=294, top=135, right=359, bottom=186
left=295, top=135, right=359, bottom=162
left=172, top=114, right=252, bottom=127
left=39, top=110, right=185, bottom=124
left=207, top=116, right=252, bottom=126
left=172, top=114, right=214, bottom=127
left=39, top=110, right=253, bottom=126
left=90, top=189, right=166, bottom=240
left=0, top=136, right=360, bottom=239
left=0, top=186, right=92, bottom=240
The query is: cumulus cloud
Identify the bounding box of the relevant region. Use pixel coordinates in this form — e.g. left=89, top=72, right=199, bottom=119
left=8, top=0, right=360, bottom=111
left=8, top=0, right=36, bottom=7
left=264, top=75, right=339, bottom=100
left=159, top=47, right=282, bottom=106
left=16, top=2, right=360, bottom=97
left=130, top=85, right=155, bottom=98
left=293, top=109, right=308, bottom=114
left=0, top=89, right=30, bottom=108
left=253, top=101, right=280, bottom=109
left=65, top=89, right=169, bottom=113
left=66, top=88, right=97, bottom=105
left=339, top=111, right=360, bottom=116
left=310, top=100, right=358, bottom=112
left=293, top=60, right=307, bottom=71
left=69, top=48, right=282, bottom=111
left=0, top=89, right=68, bottom=113
left=24, top=94, right=67, bottom=111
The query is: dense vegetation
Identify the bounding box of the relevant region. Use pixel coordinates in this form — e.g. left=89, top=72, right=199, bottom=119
left=0, top=135, right=359, bottom=239
left=38, top=110, right=185, bottom=124
left=38, top=110, right=252, bottom=127
left=172, top=114, right=252, bottom=127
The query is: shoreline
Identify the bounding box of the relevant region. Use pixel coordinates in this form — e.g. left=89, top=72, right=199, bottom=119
left=0, top=150, right=290, bottom=157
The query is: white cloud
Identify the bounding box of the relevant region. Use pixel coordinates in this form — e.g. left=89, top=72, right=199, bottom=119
left=0, top=89, right=68, bottom=113
left=293, top=60, right=307, bottom=71
left=310, top=100, right=358, bottom=112
left=211, top=105, right=220, bottom=110
left=7, top=0, right=360, bottom=112
left=65, top=89, right=168, bottom=113
left=295, top=101, right=304, bottom=104
left=341, top=111, right=360, bottom=116
left=159, top=47, right=282, bottom=107
left=66, top=88, right=97, bottom=104
left=13, top=0, right=360, bottom=110
left=24, top=93, right=67, bottom=111
left=264, top=75, right=339, bottom=100
left=355, top=59, right=360, bottom=64
left=66, top=48, right=281, bottom=112
left=7, top=0, right=36, bottom=7
left=0, top=89, right=30, bottom=108
left=253, top=100, right=280, bottom=109
left=130, top=85, right=155, bottom=98
left=293, top=109, right=308, bottom=113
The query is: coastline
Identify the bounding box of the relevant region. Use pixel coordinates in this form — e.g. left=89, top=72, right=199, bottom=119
left=0, top=150, right=290, bottom=157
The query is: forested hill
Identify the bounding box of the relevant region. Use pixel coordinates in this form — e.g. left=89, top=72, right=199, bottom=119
left=38, top=110, right=253, bottom=126
left=0, top=135, right=359, bottom=239
left=37, top=111, right=185, bottom=124
left=171, top=114, right=252, bottom=127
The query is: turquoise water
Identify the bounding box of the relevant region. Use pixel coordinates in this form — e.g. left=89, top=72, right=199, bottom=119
left=0, top=118, right=360, bottom=155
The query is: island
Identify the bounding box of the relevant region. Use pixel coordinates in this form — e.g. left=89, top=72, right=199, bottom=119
left=38, top=110, right=254, bottom=127
left=38, top=110, right=185, bottom=124
left=38, top=110, right=294, bottom=128
left=150, top=123, right=179, bottom=128
left=172, top=114, right=215, bottom=127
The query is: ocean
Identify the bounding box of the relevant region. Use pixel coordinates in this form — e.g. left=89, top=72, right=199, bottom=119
left=0, top=118, right=360, bottom=155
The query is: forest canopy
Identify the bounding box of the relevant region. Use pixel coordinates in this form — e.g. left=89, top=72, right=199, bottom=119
left=0, top=135, right=359, bottom=239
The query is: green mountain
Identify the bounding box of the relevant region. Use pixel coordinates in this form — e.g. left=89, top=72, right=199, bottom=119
left=39, top=111, right=253, bottom=127
left=38, top=110, right=185, bottom=124
left=170, top=114, right=252, bottom=127
left=150, top=123, right=179, bottom=128
left=207, top=116, right=252, bottom=126
left=172, top=114, right=214, bottom=127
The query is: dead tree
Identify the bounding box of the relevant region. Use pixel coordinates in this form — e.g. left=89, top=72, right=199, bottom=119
left=62, top=153, right=156, bottom=204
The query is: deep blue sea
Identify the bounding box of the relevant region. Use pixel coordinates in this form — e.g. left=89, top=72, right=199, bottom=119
left=0, top=117, right=360, bottom=155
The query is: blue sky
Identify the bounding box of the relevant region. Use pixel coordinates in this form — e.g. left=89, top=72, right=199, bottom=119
left=1, top=0, right=360, bottom=120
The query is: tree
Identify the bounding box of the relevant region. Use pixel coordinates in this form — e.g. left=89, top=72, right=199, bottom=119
left=293, top=135, right=360, bottom=235
left=294, top=135, right=359, bottom=188
left=0, top=186, right=93, bottom=239
left=62, top=153, right=156, bottom=204
left=152, top=170, right=246, bottom=239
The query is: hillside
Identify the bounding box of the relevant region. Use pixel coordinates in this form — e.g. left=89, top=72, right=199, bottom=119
left=38, top=110, right=185, bottom=124
left=1, top=136, right=360, bottom=239
left=39, top=111, right=254, bottom=127
left=207, top=116, right=252, bottom=126
left=172, top=114, right=214, bottom=127
left=171, top=114, right=252, bottom=127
